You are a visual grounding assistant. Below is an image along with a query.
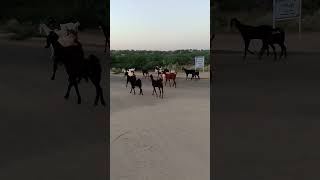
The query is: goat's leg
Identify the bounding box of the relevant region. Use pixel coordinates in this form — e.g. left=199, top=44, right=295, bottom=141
left=49, top=45, right=54, bottom=58
left=94, top=83, right=100, bottom=106
left=259, top=42, right=268, bottom=62
left=161, top=87, right=164, bottom=98
left=139, top=86, right=143, bottom=95
left=51, top=59, right=58, bottom=80
left=153, top=87, right=158, bottom=97
left=280, top=43, right=287, bottom=58
left=174, top=80, right=176, bottom=88
left=158, top=87, right=161, bottom=98
left=267, top=45, right=270, bottom=56
left=64, top=82, right=73, bottom=100
left=270, top=44, right=277, bottom=61
left=169, top=79, right=171, bottom=87
left=99, top=86, right=106, bottom=106
left=104, top=40, right=107, bottom=53
left=243, top=40, right=250, bottom=63
left=73, top=82, right=81, bottom=104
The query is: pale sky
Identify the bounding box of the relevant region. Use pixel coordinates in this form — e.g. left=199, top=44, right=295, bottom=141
left=110, top=0, right=210, bottom=50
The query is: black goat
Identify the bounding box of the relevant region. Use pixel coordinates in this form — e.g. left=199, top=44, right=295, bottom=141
left=230, top=18, right=273, bottom=63
left=182, top=68, right=198, bottom=80
left=45, top=31, right=106, bottom=106
left=128, top=74, right=143, bottom=95
left=150, top=74, right=163, bottom=98
left=259, top=28, right=287, bottom=61
left=142, top=69, right=149, bottom=78
left=191, top=71, right=200, bottom=80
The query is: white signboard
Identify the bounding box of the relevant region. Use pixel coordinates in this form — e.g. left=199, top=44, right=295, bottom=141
left=195, top=56, right=205, bottom=71
left=274, top=0, right=300, bottom=20
left=273, top=0, right=302, bottom=39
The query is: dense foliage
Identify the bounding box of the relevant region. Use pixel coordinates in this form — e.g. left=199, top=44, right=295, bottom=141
left=111, top=50, right=210, bottom=70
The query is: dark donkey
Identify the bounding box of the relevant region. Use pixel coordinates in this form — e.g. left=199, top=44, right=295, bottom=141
left=45, top=31, right=106, bottom=106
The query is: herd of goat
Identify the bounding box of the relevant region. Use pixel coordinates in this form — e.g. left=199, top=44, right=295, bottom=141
left=40, top=17, right=283, bottom=104
left=41, top=21, right=106, bottom=106
left=123, top=66, right=201, bottom=99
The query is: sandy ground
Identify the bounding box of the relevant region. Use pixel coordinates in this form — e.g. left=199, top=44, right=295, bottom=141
left=111, top=74, right=210, bottom=180
left=213, top=33, right=320, bottom=179
left=0, top=39, right=108, bottom=179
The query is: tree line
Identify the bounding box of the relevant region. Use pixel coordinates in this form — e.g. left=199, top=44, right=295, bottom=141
left=111, top=50, right=210, bottom=70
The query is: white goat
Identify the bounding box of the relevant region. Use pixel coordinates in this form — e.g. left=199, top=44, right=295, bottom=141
left=127, top=68, right=135, bottom=77
left=60, top=21, right=80, bottom=33
left=39, top=23, right=77, bottom=58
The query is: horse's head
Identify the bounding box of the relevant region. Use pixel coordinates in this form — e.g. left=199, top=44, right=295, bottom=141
left=45, top=31, right=59, bottom=48
left=230, top=18, right=240, bottom=29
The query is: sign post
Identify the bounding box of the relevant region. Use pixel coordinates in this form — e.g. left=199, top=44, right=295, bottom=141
left=273, top=0, right=302, bottom=39
left=195, top=56, right=205, bottom=72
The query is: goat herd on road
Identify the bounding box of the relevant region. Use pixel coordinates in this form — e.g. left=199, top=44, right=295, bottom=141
left=40, top=17, right=283, bottom=105
left=123, top=66, right=201, bottom=99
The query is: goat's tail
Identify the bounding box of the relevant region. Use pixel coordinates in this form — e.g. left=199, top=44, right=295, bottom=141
left=275, top=27, right=285, bottom=42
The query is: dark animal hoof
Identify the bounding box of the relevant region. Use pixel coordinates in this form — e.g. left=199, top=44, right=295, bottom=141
left=51, top=76, right=55, bottom=80
left=64, top=95, right=69, bottom=99
left=78, top=100, right=81, bottom=104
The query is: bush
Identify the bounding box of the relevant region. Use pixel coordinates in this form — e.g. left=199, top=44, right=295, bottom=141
left=111, top=68, right=122, bottom=74
left=2, top=19, right=38, bottom=40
